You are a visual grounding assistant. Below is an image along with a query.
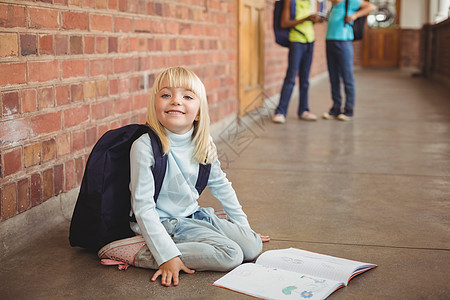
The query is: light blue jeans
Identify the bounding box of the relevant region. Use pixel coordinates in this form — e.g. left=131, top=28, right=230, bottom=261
left=134, top=207, right=262, bottom=271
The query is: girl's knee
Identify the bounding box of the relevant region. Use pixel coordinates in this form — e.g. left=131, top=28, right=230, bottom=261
left=243, top=234, right=263, bottom=262
left=216, top=244, right=244, bottom=271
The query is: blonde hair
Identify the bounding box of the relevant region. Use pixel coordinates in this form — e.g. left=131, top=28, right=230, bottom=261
left=146, top=67, right=216, bottom=165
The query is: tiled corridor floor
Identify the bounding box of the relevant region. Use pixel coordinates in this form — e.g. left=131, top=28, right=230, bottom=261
left=1, top=69, right=449, bottom=299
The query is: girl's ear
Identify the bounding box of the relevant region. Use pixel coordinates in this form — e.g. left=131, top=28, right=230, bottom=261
left=195, top=114, right=200, bottom=121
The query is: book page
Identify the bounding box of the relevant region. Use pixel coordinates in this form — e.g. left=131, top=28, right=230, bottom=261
left=214, top=263, right=343, bottom=300
left=255, top=248, right=376, bottom=285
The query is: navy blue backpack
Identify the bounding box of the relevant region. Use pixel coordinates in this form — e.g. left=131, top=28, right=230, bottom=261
left=69, top=124, right=211, bottom=252
left=273, top=0, right=298, bottom=47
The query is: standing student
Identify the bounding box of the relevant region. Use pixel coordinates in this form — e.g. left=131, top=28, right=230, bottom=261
left=323, top=0, right=375, bottom=121
left=98, top=67, right=270, bottom=287
left=273, top=0, right=322, bottom=124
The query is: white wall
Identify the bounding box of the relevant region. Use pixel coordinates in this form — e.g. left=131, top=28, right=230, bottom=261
left=400, top=0, right=428, bottom=29
left=400, top=0, right=449, bottom=29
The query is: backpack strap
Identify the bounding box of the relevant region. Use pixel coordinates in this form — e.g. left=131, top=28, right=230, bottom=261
left=292, top=28, right=308, bottom=43
left=129, top=127, right=167, bottom=223
left=344, top=0, right=349, bottom=25
left=130, top=126, right=210, bottom=223
left=147, top=126, right=211, bottom=197
left=289, top=0, right=296, bottom=20
left=146, top=127, right=168, bottom=202
left=195, top=163, right=211, bottom=195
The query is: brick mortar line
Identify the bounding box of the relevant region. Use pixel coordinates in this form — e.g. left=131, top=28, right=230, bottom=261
left=0, top=0, right=230, bottom=15
left=1, top=112, right=147, bottom=146
left=0, top=60, right=236, bottom=89
left=0, top=95, right=148, bottom=120
left=0, top=116, right=145, bottom=179
left=0, top=58, right=235, bottom=70
left=0, top=48, right=236, bottom=61
left=1, top=6, right=234, bottom=27
left=0, top=29, right=236, bottom=38
left=0, top=152, right=87, bottom=182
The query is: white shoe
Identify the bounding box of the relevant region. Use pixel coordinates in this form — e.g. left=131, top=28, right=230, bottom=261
left=337, top=114, right=352, bottom=121
left=272, top=114, right=286, bottom=124
left=322, top=112, right=337, bottom=120
left=300, top=111, right=317, bottom=121
left=98, top=235, right=146, bottom=270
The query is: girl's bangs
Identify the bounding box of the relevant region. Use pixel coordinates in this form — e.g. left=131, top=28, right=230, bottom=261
left=157, top=68, right=205, bottom=99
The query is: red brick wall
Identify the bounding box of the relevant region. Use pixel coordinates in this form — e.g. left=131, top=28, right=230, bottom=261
left=0, top=0, right=328, bottom=222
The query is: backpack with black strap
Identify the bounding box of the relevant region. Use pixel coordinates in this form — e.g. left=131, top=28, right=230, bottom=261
left=273, top=0, right=309, bottom=47
left=69, top=124, right=211, bottom=252
left=345, top=0, right=367, bottom=41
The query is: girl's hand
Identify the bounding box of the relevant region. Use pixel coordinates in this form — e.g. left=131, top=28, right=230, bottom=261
left=346, top=14, right=357, bottom=23
left=151, top=256, right=195, bottom=287
left=258, top=233, right=270, bottom=243
left=308, top=14, right=322, bottom=23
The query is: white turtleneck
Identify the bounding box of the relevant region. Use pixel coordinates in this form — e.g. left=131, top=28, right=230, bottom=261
left=129, top=127, right=250, bottom=266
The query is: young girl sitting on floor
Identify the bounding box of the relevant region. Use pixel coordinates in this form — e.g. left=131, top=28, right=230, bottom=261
left=98, top=66, right=269, bottom=287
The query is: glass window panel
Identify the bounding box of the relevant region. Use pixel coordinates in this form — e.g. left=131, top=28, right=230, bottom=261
left=367, top=0, right=397, bottom=28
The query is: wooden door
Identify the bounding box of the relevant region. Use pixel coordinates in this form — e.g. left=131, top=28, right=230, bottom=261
left=238, top=0, right=265, bottom=116
left=362, top=28, right=399, bottom=67
left=362, top=0, right=401, bottom=67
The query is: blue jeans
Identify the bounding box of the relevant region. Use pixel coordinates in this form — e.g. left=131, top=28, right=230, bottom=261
left=275, top=42, right=314, bottom=116
left=326, top=40, right=355, bottom=116
left=134, top=207, right=262, bottom=271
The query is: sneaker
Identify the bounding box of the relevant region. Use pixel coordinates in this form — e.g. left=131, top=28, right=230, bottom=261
left=98, top=235, right=146, bottom=270
left=300, top=111, right=317, bottom=121
left=272, top=114, right=286, bottom=124
left=322, top=112, right=338, bottom=120
left=337, top=114, right=352, bottom=121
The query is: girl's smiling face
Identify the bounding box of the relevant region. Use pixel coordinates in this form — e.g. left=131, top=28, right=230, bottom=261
left=155, top=83, right=200, bottom=135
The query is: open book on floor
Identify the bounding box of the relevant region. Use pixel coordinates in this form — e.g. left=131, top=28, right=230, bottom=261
left=213, top=248, right=377, bottom=300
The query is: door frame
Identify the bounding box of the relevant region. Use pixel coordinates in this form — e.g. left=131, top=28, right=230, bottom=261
left=237, top=0, right=265, bottom=116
